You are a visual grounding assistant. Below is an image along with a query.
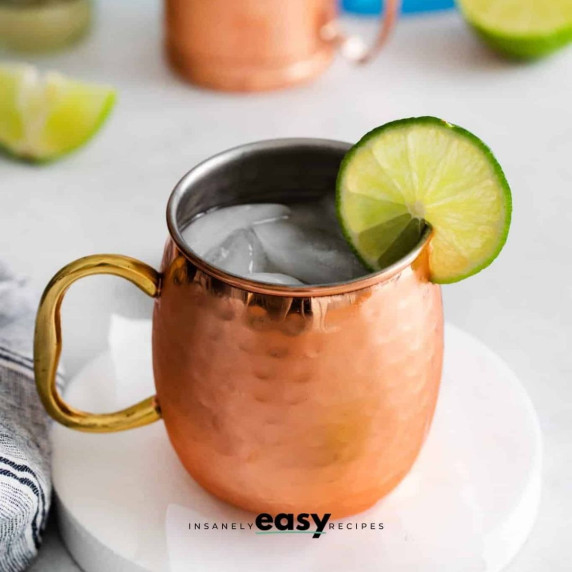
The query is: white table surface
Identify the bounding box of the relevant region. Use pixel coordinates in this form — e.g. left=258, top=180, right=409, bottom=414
left=1, top=1, right=570, bottom=570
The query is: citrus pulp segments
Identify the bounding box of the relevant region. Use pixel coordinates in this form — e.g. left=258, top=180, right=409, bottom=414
left=337, top=117, right=512, bottom=283
left=0, top=66, right=27, bottom=151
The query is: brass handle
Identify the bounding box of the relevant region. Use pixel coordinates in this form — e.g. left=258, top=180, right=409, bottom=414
left=34, top=254, right=162, bottom=433
left=323, top=0, right=401, bottom=64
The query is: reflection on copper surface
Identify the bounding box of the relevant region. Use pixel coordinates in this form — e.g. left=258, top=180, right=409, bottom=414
left=153, top=238, right=443, bottom=517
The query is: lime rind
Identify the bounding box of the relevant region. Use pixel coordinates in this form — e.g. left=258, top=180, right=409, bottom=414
left=470, top=24, right=572, bottom=59
left=336, top=117, right=512, bottom=284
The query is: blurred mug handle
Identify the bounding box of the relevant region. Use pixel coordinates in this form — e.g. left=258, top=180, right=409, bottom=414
left=323, top=0, right=401, bottom=64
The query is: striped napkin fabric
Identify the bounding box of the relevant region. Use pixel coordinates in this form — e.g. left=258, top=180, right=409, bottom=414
left=0, top=261, right=55, bottom=571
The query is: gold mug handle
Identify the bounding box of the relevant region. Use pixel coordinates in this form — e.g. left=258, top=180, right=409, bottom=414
left=34, top=254, right=162, bottom=433
left=323, top=0, right=401, bottom=64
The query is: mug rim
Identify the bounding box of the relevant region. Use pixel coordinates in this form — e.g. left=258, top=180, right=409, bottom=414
left=166, top=138, right=432, bottom=298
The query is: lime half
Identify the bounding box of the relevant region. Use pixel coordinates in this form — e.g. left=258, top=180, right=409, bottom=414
left=458, top=0, right=572, bottom=59
left=0, top=64, right=116, bottom=162
left=336, top=117, right=512, bottom=284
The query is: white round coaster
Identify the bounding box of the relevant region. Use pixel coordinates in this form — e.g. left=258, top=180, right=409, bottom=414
left=52, top=323, right=541, bottom=572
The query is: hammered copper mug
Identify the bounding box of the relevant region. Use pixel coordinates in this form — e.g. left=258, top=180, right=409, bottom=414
left=165, top=0, right=400, bottom=91
left=35, top=139, right=443, bottom=518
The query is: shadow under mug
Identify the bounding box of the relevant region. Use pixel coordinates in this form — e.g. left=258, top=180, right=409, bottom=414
left=165, top=0, right=400, bottom=91
left=35, top=139, right=444, bottom=518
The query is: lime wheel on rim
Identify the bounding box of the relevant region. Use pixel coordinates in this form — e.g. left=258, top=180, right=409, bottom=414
left=336, top=117, right=512, bottom=284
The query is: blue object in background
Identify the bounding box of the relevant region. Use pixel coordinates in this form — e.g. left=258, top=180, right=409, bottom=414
left=342, top=0, right=455, bottom=15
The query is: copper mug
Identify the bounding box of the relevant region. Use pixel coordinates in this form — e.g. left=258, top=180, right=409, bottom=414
left=35, top=139, right=443, bottom=518
left=165, top=0, right=400, bottom=91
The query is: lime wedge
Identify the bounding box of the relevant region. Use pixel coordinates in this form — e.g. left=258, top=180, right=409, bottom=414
left=458, top=0, right=572, bottom=58
left=336, top=117, right=512, bottom=284
left=0, top=64, right=116, bottom=162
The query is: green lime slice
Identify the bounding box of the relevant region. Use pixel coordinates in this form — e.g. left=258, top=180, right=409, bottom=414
left=336, top=117, right=512, bottom=284
left=0, top=64, right=116, bottom=162
left=458, top=0, right=572, bottom=58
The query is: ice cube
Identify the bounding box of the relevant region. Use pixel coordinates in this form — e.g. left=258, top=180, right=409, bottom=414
left=181, top=204, right=290, bottom=256
left=249, top=273, right=304, bottom=286
left=253, top=220, right=366, bottom=284
left=204, top=228, right=267, bottom=276
left=182, top=198, right=368, bottom=285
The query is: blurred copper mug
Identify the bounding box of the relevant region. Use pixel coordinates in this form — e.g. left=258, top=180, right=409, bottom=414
left=165, top=0, right=400, bottom=91
left=35, top=139, right=443, bottom=518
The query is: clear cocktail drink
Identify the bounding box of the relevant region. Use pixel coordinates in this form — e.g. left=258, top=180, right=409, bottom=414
left=181, top=197, right=367, bottom=285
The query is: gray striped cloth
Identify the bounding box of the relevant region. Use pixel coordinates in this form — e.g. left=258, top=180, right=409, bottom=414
left=0, top=261, right=55, bottom=571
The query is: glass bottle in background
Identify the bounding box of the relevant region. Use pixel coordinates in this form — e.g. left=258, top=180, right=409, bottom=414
left=0, top=0, right=91, bottom=52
